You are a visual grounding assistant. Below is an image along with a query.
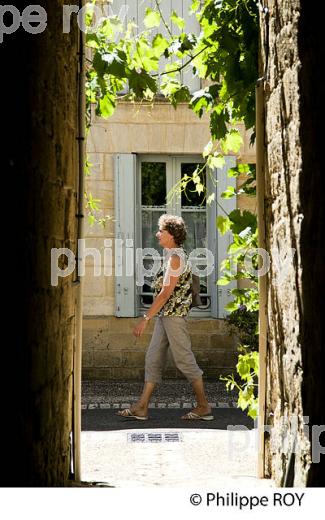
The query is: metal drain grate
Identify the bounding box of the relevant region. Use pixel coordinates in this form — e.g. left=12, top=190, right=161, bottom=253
left=127, top=432, right=183, bottom=443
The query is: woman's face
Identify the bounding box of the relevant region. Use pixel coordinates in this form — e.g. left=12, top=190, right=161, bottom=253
left=156, top=227, right=176, bottom=248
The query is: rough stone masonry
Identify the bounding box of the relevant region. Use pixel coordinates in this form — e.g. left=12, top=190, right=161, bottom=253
left=261, top=0, right=324, bottom=486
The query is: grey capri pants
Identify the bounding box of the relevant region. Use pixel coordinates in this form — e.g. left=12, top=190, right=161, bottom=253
left=145, top=316, right=203, bottom=384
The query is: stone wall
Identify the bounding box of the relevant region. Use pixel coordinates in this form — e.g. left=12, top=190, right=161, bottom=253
left=1, top=1, right=79, bottom=486
left=261, top=0, right=324, bottom=486
left=83, top=317, right=237, bottom=380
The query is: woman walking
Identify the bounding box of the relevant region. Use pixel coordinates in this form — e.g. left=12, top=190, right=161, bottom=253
left=117, top=214, right=213, bottom=421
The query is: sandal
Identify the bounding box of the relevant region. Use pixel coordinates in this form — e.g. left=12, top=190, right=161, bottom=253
left=117, top=408, right=149, bottom=421
left=181, top=411, right=214, bottom=421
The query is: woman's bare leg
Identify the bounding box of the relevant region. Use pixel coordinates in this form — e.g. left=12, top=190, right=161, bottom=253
left=118, top=381, right=156, bottom=417
left=181, top=377, right=211, bottom=418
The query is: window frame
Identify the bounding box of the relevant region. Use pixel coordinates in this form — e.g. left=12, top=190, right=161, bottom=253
left=136, top=154, right=215, bottom=317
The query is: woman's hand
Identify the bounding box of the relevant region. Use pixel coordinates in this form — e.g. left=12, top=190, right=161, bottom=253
left=133, top=318, right=148, bottom=338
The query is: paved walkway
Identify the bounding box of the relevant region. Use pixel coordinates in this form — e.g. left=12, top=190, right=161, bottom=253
left=81, top=381, right=274, bottom=488
left=82, top=379, right=239, bottom=410
left=81, top=426, right=272, bottom=487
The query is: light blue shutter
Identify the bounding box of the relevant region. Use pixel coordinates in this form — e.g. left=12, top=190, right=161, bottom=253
left=211, top=156, right=237, bottom=318
left=114, top=154, right=137, bottom=317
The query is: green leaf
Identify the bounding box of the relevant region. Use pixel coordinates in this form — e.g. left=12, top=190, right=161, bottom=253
left=170, top=10, right=185, bottom=30
left=229, top=209, right=257, bottom=234
left=107, top=16, right=123, bottom=34
left=237, top=359, right=250, bottom=379
left=220, top=129, right=243, bottom=153
left=190, top=88, right=216, bottom=117
left=85, top=33, right=99, bottom=49
left=207, top=154, right=225, bottom=169
left=210, top=109, right=228, bottom=140
left=228, top=163, right=251, bottom=177
left=144, top=8, right=161, bottom=28
left=128, top=69, right=158, bottom=97
left=203, top=140, right=213, bottom=157
left=102, top=50, right=128, bottom=78
left=247, top=401, right=258, bottom=419
left=206, top=193, right=215, bottom=205
left=88, top=214, right=96, bottom=226
left=99, top=94, right=115, bottom=118
left=160, top=78, right=190, bottom=107
left=224, top=301, right=239, bottom=312
left=221, top=186, right=236, bottom=198
left=217, top=276, right=231, bottom=286
left=99, top=19, right=114, bottom=38
left=217, top=215, right=231, bottom=235
left=152, top=34, right=169, bottom=57
left=179, top=33, right=197, bottom=53
left=190, top=0, right=200, bottom=13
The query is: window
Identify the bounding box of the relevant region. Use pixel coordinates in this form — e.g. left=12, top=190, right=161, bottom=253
left=115, top=153, right=237, bottom=318
left=138, top=156, right=214, bottom=316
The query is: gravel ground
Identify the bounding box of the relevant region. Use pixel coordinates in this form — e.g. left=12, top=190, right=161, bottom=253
left=82, top=379, right=238, bottom=405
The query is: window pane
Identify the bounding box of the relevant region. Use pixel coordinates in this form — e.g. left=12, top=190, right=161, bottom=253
left=142, top=210, right=165, bottom=251
left=140, top=257, right=161, bottom=307
left=182, top=211, right=207, bottom=251
left=181, top=163, right=206, bottom=207
left=141, top=162, right=166, bottom=206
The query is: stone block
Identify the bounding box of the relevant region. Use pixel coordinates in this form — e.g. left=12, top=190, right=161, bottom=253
left=190, top=333, right=211, bottom=349
left=82, top=350, right=93, bottom=368
left=87, top=152, right=105, bottom=180
left=184, top=124, right=210, bottom=153
left=83, top=317, right=109, bottom=330
left=83, top=296, right=115, bottom=316
left=210, top=334, right=236, bottom=350
left=106, top=316, right=155, bottom=333
left=82, top=325, right=110, bottom=350
left=105, top=278, right=115, bottom=298
left=110, top=367, right=145, bottom=380
left=121, top=351, right=146, bottom=367
left=202, top=367, right=234, bottom=379
left=103, top=154, right=114, bottom=181
left=164, top=124, right=185, bottom=152
left=104, top=333, right=140, bottom=349
left=86, top=178, right=114, bottom=195
left=83, top=270, right=107, bottom=298
left=186, top=319, right=225, bottom=333
left=199, top=350, right=238, bottom=367
left=87, top=125, right=113, bottom=153
left=82, top=368, right=112, bottom=380
left=121, top=124, right=150, bottom=153
left=147, top=124, right=167, bottom=153
left=93, top=349, right=122, bottom=367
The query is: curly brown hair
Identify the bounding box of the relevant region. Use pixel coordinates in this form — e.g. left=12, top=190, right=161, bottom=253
left=158, top=214, right=187, bottom=246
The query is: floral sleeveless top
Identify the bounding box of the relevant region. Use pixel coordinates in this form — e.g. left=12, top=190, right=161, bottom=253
left=153, top=249, right=192, bottom=317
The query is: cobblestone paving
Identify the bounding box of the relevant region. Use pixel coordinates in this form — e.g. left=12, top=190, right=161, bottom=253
left=82, top=380, right=238, bottom=410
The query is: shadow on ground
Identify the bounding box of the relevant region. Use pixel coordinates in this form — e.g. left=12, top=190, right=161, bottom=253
left=82, top=408, right=254, bottom=431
